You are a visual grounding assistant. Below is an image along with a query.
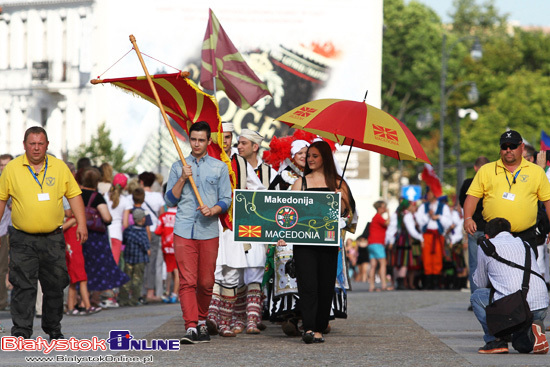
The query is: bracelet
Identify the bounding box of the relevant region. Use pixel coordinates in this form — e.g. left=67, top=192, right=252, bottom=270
left=465, top=217, right=472, bottom=221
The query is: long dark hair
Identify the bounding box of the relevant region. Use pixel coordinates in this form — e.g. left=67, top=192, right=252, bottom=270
left=303, top=141, right=342, bottom=191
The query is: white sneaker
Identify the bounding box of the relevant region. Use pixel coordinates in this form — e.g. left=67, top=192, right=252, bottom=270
left=99, top=299, right=119, bottom=308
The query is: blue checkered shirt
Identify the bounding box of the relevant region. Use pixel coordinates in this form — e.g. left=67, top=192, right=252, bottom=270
left=122, top=225, right=150, bottom=264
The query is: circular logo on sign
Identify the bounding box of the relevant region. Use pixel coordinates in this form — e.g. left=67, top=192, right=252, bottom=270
left=276, top=206, right=298, bottom=229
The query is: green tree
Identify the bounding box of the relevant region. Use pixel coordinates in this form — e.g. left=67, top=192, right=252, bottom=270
left=382, top=0, right=441, bottom=120
left=449, top=0, right=508, bottom=35
left=70, top=123, right=136, bottom=173
left=381, top=0, right=443, bottom=190
left=382, top=0, right=550, bottom=196
left=445, top=9, right=550, bottom=183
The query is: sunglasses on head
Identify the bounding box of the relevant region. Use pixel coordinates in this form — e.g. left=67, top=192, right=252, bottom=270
left=500, top=143, right=519, bottom=150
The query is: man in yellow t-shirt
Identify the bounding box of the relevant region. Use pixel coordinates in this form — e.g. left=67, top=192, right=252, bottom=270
left=463, top=130, right=550, bottom=253
left=0, top=126, right=87, bottom=340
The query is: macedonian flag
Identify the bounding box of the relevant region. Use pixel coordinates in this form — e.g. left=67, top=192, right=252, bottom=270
left=238, top=225, right=262, bottom=238
left=201, top=9, right=271, bottom=109
left=92, top=72, right=221, bottom=138
left=91, top=71, right=235, bottom=230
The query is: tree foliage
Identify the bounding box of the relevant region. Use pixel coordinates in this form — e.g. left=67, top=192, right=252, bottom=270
left=382, top=0, right=441, bottom=120
left=449, top=0, right=508, bottom=35
left=381, top=0, right=442, bottom=187
left=70, top=122, right=136, bottom=173
left=381, top=0, right=550, bottom=195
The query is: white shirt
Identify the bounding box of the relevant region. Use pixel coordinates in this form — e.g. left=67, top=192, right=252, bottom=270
left=216, top=151, right=266, bottom=268
left=229, top=150, right=266, bottom=191
left=416, top=200, right=452, bottom=233
left=448, top=209, right=464, bottom=245
left=385, top=212, right=397, bottom=245
left=105, top=193, right=131, bottom=241
left=403, top=212, right=423, bottom=242
left=473, top=231, right=549, bottom=311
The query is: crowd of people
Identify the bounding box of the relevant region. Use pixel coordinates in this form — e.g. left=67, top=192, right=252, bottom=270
left=0, top=123, right=356, bottom=346
left=0, top=127, right=182, bottom=336
left=0, top=126, right=549, bottom=355
left=346, top=193, right=466, bottom=292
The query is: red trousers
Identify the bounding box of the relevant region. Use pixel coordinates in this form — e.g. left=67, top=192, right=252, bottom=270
left=422, top=230, right=444, bottom=275
left=174, top=235, right=219, bottom=329
left=110, top=238, right=122, bottom=265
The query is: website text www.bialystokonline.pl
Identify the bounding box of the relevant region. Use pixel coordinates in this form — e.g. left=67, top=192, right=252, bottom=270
left=24, top=354, right=154, bottom=364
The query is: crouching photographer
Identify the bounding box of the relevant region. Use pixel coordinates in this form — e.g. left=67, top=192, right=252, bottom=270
left=471, top=217, right=549, bottom=354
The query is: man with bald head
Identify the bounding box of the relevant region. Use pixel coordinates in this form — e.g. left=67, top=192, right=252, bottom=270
left=0, top=126, right=87, bottom=340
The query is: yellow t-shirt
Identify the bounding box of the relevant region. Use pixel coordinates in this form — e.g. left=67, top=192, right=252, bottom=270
left=467, top=158, right=550, bottom=232
left=0, top=154, right=82, bottom=233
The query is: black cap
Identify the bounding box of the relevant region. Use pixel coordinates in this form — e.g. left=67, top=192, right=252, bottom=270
left=499, top=130, right=522, bottom=145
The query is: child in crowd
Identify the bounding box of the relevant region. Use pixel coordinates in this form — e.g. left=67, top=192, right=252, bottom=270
left=119, top=208, right=151, bottom=307
left=155, top=205, right=179, bottom=303
left=123, top=187, right=152, bottom=241
left=63, top=198, right=99, bottom=315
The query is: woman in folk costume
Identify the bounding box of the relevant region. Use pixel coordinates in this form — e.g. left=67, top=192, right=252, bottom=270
left=267, top=138, right=309, bottom=190
left=391, top=199, right=423, bottom=290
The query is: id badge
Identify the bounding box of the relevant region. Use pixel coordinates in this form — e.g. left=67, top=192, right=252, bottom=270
left=38, top=193, right=50, bottom=201
left=502, top=192, right=515, bottom=201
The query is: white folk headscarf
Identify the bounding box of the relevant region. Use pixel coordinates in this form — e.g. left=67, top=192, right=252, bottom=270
left=240, top=129, right=264, bottom=145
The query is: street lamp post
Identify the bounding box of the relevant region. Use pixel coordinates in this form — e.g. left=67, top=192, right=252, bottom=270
left=438, top=34, right=482, bottom=179
left=455, top=108, right=478, bottom=195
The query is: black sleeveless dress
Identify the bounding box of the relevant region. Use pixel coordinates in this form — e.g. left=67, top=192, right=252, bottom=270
left=293, top=177, right=341, bottom=332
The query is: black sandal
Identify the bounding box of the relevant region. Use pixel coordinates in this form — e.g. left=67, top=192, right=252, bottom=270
left=313, top=336, right=325, bottom=343
left=302, top=331, right=314, bottom=344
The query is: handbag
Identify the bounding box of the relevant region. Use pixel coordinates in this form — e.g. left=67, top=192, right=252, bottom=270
left=85, top=191, right=106, bottom=233
left=479, top=238, right=543, bottom=338
left=485, top=289, right=532, bottom=338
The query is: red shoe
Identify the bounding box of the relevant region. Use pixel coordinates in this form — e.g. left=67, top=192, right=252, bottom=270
left=532, top=324, right=549, bottom=354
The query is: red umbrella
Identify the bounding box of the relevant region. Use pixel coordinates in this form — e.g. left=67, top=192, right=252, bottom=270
left=276, top=98, right=430, bottom=164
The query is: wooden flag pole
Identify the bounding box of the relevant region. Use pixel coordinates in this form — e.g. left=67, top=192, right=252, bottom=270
left=129, top=34, right=204, bottom=206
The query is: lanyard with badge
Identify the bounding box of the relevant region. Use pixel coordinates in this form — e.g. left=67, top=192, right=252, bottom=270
left=502, top=167, right=521, bottom=201
left=28, top=156, right=50, bottom=201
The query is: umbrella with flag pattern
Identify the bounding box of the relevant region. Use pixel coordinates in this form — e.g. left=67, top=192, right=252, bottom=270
left=275, top=98, right=431, bottom=166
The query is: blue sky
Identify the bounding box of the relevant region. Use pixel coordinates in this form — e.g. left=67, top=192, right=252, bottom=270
left=412, top=0, right=549, bottom=27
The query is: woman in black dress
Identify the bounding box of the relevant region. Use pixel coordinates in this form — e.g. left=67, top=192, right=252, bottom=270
left=277, top=140, right=351, bottom=344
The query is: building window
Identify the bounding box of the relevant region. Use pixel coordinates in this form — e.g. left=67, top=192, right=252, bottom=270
left=41, top=108, right=48, bottom=126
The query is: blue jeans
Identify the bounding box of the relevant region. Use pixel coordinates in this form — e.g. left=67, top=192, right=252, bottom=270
left=471, top=288, right=548, bottom=343
left=468, top=231, right=484, bottom=294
